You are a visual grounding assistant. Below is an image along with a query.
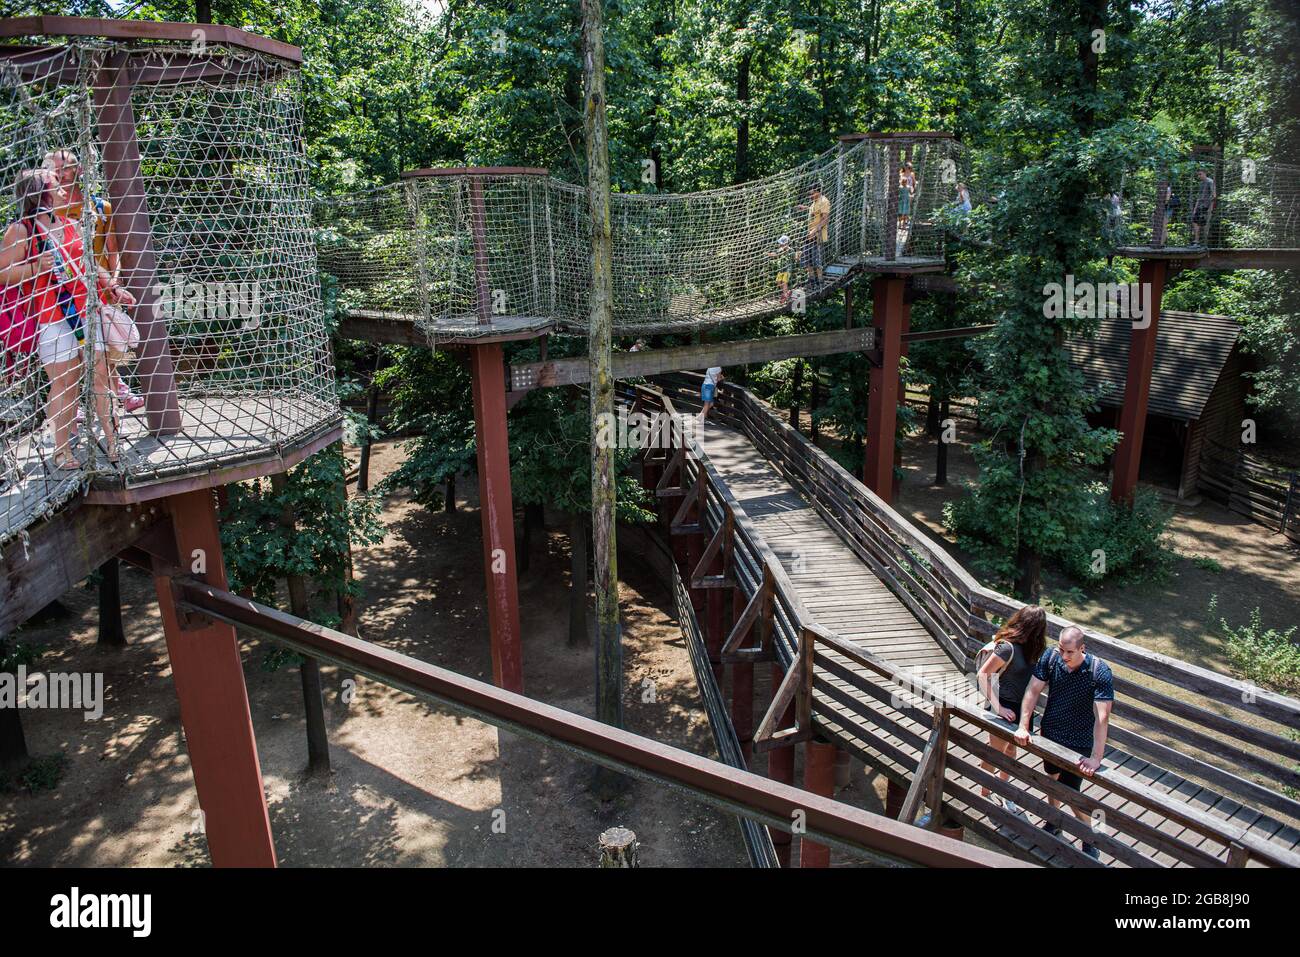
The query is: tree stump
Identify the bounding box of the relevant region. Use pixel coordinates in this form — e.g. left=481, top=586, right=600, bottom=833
left=598, top=826, right=639, bottom=867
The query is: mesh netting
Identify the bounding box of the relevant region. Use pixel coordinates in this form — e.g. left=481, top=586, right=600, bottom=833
left=1, top=37, right=337, bottom=547
left=316, top=136, right=972, bottom=345
left=1113, top=155, right=1300, bottom=251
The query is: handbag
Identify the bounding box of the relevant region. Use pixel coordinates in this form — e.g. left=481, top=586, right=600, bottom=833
left=101, top=303, right=140, bottom=363
left=0, top=282, right=38, bottom=367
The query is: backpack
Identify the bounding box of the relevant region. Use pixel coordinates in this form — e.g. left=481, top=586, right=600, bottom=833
left=0, top=225, right=40, bottom=363
left=974, top=638, right=1011, bottom=675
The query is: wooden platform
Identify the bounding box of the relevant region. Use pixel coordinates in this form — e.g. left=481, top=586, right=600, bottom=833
left=2, top=392, right=340, bottom=543
left=696, top=419, right=1300, bottom=867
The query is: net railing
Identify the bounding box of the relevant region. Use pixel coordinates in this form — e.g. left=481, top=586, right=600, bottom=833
left=1, top=38, right=337, bottom=548
left=315, top=136, right=974, bottom=343
left=1112, top=156, right=1300, bottom=251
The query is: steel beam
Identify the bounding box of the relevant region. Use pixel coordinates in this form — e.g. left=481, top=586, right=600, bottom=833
left=153, top=491, right=276, bottom=867
left=470, top=343, right=525, bottom=693
left=1111, top=259, right=1167, bottom=504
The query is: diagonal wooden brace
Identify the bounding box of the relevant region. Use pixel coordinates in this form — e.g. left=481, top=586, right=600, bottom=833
left=899, top=705, right=952, bottom=828
left=752, top=626, right=815, bottom=753
left=690, top=513, right=733, bottom=588
left=655, top=446, right=685, bottom=495
left=721, top=565, right=775, bottom=664
left=669, top=473, right=703, bottom=533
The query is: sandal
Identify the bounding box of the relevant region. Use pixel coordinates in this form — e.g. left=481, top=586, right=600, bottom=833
left=51, top=449, right=80, bottom=471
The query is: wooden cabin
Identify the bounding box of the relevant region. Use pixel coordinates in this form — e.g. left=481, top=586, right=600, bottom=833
left=1067, top=311, right=1247, bottom=499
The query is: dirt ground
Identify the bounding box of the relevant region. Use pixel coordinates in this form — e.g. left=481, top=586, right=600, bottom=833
left=893, top=428, right=1300, bottom=672
left=0, top=438, right=748, bottom=867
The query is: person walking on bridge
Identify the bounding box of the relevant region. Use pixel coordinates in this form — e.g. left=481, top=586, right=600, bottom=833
left=700, top=366, right=724, bottom=422
left=974, top=604, right=1046, bottom=819
left=795, top=183, right=830, bottom=289
left=1015, top=627, right=1114, bottom=861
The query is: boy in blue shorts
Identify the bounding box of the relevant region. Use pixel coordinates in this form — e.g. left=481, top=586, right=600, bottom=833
left=700, top=366, right=723, bottom=421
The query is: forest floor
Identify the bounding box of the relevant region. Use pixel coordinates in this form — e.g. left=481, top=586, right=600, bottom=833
left=0, top=438, right=747, bottom=868
left=891, top=426, right=1300, bottom=674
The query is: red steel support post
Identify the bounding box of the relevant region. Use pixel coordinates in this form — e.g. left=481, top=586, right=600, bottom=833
left=865, top=275, right=908, bottom=502
left=95, top=54, right=181, bottom=435
left=152, top=489, right=275, bottom=866
left=470, top=344, right=525, bottom=693
left=731, top=588, right=754, bottom=763
left=801, top=739, right=838, bottom=867
left=767, top=662, right=796, bottom=866
left=705, top=553, right=725, bottom=683
left=687, top=525, right=705, bottom=616
left=1110, top=259, right=1167, bottom=504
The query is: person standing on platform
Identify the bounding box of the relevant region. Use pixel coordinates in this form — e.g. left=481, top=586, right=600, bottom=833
left=795, top=183, right=830, bottom=288
left=1190, top=169, right=1217, bottom=246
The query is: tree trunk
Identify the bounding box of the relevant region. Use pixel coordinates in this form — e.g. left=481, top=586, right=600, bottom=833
left=0, top=704, right=27, bottom=771
left=335, top=464, right=358, bottom=638
left=272, top=473, right=331, bottom=776
left=357, top=376, right=380, bottom=494
left=1015, top=541, right=1042, bottom=604
left=925, top=393, right=940, bottom=436
left=521, top=502, right=545, bottom=575
left=935, top=396, right=950, bottom=486
left=735, top=49, right=752, bottom=185
left=97, top=557, right=126, bottom=647
left=568, top=511, right=590, bottom=647
left=789, top=359, right=804, bottom=433
left=583, top=0, right=623, bottom=768
left=444, top=473, right=456, bottom=513
left=194, top=0, right=212, bottom=24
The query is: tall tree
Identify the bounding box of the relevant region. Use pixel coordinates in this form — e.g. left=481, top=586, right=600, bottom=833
left=582, top=0, right=623, bottom=770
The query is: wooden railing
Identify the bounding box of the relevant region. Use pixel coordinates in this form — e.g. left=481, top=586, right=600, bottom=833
left=1199, top=437, right=1300, bottom=543
left=626, top=379, right=1300, bottom=868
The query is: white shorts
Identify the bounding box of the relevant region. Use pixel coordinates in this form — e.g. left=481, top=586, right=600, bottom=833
left=37, top=321, right=103, bottom=366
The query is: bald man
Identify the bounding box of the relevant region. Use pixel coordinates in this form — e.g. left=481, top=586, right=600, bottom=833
left=1015, top=626, right=1114, bottom=861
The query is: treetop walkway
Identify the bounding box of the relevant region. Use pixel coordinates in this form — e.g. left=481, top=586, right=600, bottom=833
left=631, top=376, right=1300, bottom=868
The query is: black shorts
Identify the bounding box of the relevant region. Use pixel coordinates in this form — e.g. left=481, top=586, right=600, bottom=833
left=1192, top=206, right=1209, bottom=225
left=1044, top=759, right=1083, bottom=791
left=803, top=237, right=824, bottom=270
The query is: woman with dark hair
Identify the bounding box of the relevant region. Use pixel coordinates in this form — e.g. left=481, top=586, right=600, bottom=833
left=975, top=604, right=1047, bottom=816
left=0, top=168, right=132, bottom=468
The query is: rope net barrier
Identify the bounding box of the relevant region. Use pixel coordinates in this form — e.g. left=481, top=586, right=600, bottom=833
left=315, top=136, right=973, bottom=346
left=1113, top=155, right=1300, bottom=251
left=1, top=37, right=337, bottom=547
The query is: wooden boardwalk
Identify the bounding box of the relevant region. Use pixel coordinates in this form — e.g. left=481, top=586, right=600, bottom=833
left=696, top=419, right=1300, bottom=867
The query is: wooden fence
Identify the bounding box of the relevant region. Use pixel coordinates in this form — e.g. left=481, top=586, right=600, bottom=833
left=1199, top=438, right=1300, bottom=544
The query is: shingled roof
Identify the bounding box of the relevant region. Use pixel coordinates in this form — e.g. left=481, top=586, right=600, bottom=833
left=1066, top=311, right=1241, bottom=422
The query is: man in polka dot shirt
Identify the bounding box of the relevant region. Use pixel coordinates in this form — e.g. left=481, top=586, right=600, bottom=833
left=1014, top=626, right=1114, bottom=861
